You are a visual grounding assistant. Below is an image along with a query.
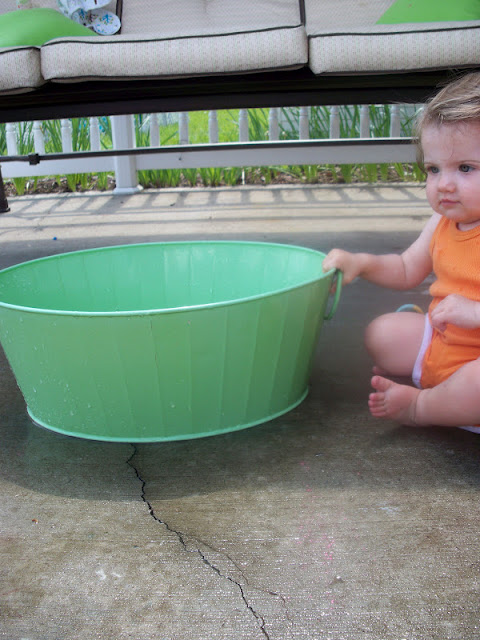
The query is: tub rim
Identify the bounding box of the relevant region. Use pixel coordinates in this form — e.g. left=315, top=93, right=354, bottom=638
left=0, top=240, right=335, bottom=317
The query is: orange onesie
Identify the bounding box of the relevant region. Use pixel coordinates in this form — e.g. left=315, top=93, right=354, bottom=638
left=420, top=216, right=480, bottom=389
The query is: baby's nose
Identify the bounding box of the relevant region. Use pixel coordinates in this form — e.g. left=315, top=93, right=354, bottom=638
left=438, top=172, right=455, bottom=190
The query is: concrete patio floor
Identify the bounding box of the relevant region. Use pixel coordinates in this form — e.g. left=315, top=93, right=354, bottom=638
left=1, top=184, right=479, bottom=640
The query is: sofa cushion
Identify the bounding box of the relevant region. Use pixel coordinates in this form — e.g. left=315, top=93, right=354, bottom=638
left=0, top=6, right=96, bottom=94
left=0, top=1, right=44, bottom=94
left=41, top=0, right=307, bottom=82
left=306, top=0, right=480, bottom=75
left=0, top=45, right=43, bottom=94
left=119, top=0, right=299, bottom=36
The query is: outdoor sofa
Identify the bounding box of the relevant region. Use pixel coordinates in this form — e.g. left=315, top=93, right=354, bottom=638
left=2, top=0, right=480, bottom=120
left=0, top=0, right=480, bottom=209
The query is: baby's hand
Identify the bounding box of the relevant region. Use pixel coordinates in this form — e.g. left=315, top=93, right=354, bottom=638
left=430, top=294, right=480, bottom=332
left=322, top=249, right=363, bottom=285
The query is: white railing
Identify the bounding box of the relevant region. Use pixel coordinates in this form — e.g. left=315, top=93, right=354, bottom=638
left=1, top=106, right=418, bottom=194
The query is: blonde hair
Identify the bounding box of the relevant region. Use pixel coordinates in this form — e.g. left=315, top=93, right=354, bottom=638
left=415, top=73, right=480, bottom=166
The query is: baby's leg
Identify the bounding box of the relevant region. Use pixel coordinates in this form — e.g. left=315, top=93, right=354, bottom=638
left=369, top=358, right=480, bottom=427
left=364, top=312, right=426, bottom=377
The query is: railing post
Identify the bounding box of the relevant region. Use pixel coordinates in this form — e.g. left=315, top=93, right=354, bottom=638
left=6, top=123, right=17, bottom=155
left=239, top=109, right=249, bottom=142
left=208, top=110, right=219, bottom=144
left=111, top=114, right=141, bottom=195
left=269, top=107, right=279, bottom=141
left=390, top=104, right=401, bottom=137
left=299, top=107, right=309, bottom=140
left=179, top=112, right=189, bottom=145
left=150, top=114, right=160, bottom=147
left=360, top=105, right=370, bottom=138
left=61, top=119, right=73, bottom=153
left=329, top=106, right=340, bottom=138
left=33, top=121, right=45, bottom=154
left=90, top=116, right=101, bottom=151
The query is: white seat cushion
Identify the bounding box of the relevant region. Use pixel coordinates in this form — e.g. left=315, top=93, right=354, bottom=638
left=0, top=1, right=59, bottom=94
left=41, top=0, right=307, bottom=82
left=120, top=0, right=299, bottom=36
left=306, top=0, right=480, bottom=74
left=0, top=46, right=43, bottom=94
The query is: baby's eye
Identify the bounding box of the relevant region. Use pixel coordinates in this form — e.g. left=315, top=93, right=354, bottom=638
left=426, top=165, right=439, bottom=174
left=459, top=164, right=473, bottom=172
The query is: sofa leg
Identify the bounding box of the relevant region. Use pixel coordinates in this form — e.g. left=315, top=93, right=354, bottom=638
left=0, top=166, right=10, bottom=214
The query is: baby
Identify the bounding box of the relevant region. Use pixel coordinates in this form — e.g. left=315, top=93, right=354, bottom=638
left=322, top=72, right=480, bottom=430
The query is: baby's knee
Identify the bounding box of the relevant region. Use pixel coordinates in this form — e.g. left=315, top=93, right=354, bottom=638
left=364, top=311, right=424, bottom=376
left=364, top=314, right=395, bottom=353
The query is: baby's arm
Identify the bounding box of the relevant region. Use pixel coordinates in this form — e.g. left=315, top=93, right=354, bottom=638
left=322, top=249, right=410, bottom=288
left=322, top=213, right=440, bottom=289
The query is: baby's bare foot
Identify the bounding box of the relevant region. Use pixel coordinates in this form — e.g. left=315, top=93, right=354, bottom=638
left=368, top=375, right=421, bottom=426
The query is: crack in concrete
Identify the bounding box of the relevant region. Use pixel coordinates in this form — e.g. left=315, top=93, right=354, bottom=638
left=127, top=445, right=271, bottom=639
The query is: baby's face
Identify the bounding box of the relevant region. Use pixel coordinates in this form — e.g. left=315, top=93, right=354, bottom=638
left=422, top=121, right=480, bottom=230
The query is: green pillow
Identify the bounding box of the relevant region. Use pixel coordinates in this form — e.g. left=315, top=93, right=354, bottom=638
left=377, top=0, right=480, bottom=24
left=0, top=8, right=98, bottom=47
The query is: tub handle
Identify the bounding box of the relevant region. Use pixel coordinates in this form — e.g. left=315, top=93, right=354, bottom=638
left=324, top=270, right=343, bottom=321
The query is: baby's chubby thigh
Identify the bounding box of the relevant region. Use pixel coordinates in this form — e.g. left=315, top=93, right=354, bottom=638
left=364, top=311, right=426, bottom=377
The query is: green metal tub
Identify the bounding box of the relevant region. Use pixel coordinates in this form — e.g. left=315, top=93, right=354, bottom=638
left=0, top=241, right=341, bottom=441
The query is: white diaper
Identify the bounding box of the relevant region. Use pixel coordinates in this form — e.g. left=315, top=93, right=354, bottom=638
left=412, top=314, right=432, bottom=390
left=411, top=314, right=480, bottom=433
